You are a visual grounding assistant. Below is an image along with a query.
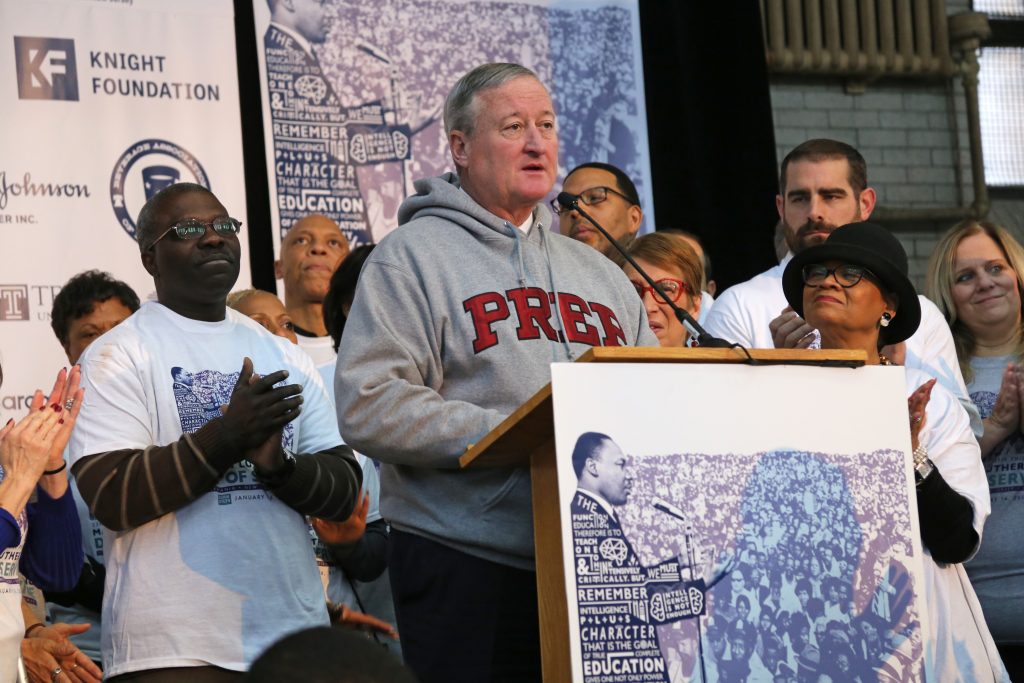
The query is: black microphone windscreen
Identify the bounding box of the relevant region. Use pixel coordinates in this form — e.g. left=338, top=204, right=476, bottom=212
left=556, top=192, right=577, bottom=210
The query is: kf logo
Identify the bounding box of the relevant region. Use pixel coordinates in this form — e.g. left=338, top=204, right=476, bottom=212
left=13, top=37, right=79, bottom=101
left=0, top=286, right=29, bottom=321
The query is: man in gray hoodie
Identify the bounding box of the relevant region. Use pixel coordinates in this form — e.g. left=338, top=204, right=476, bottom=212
left=335, top=63, right=658, bottom=682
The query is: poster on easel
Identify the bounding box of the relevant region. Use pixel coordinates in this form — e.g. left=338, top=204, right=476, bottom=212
left=552, top=363, right=929, bottom=682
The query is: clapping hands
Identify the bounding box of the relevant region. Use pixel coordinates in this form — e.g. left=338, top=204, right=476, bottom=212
left=769, top=307, right=816, bottom=349
left=0, top=367, right=84, bottom=510
left=219, top=357, right=302, bottom=455
left=907, top=378, right=936, bottom=452
left=977, top=362, right=1024, bottom=458
left=986, top=362, right=1024, bottom=441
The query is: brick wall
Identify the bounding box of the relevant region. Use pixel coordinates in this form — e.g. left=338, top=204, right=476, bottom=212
left=765, top=0, right=1024, bottom=291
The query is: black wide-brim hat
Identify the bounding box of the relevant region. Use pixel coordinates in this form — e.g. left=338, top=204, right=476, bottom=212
left=782, top=221, right=921, bottom=345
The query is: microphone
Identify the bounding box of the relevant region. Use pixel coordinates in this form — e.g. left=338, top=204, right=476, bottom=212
left=356, top=41, right=392, bottom=64
left=557, top=192, right=731, bottom=348
left=653, top=497, right=697, bottom=556
left=653, top=496, right=687, bottom=522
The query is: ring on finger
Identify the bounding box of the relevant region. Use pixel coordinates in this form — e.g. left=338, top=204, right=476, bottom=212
left=51, top=667, right=63, bottom=682
left=64, top=398, right=75, bottom=411
left=912, top=415, right=923, bottom=425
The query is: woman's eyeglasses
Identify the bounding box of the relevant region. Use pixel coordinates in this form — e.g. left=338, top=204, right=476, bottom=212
left=801, top=264, right=875, bottom=288
left=630, top=278, right=688, bottom=304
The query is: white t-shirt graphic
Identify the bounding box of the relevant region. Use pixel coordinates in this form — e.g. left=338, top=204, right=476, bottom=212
left=0, top=497, right=26, bottom=682
left=70, top=302, right=342, bottom=676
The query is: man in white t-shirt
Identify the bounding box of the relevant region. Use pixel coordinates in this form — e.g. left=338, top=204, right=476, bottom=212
left=69, top=183, right=362, bottom=681
left=703, top=138, right=980, bottom=432
left=275, top=214, right=350, bottom=367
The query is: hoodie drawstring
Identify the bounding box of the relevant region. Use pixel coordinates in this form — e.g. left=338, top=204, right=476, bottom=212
left=539, top=225, right=575, bottom=361
left=505, top=221, right=529, bottom=289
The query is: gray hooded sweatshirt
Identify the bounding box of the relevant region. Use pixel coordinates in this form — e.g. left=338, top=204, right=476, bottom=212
left=335, top=173, right=658, bottom=570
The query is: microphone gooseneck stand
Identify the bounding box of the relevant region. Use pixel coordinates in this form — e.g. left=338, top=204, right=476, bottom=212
left=555, top=192, right=732, bottom=348
left=653, top=497, right=709, bottom=683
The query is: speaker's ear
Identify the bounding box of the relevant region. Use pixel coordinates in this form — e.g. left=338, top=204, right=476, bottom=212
left=449, top=130, right=471, bottom=170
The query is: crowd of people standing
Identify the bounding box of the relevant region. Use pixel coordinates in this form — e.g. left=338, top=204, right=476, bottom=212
left=1, top=58, right=1022, bottom=683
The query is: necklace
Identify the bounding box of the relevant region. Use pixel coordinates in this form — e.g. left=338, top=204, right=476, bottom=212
left=878, top=353, right=893, bottom=366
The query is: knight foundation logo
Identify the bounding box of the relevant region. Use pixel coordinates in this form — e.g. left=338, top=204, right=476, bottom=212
left=110, top=139, right=211, bottom=240
left=13, top=37, right=79, bottom=101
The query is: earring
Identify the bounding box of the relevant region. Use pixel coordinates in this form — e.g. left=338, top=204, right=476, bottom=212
left=880, top=312, right=892, bottom=327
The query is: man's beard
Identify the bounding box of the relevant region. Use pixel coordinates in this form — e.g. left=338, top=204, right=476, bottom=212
left=787, top=219, right=839, bottom=255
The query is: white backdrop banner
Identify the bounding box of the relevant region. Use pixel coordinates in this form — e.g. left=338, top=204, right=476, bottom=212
left=252, top=0, right=653, bottom=253
left=551, top=363, right=929, bottom=682
left=0, top=0, right=250, bottom=423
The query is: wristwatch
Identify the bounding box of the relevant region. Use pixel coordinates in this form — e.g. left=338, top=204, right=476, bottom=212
left=913, top=443, right=935, bottom=485
left=255, top=449, right=296, bottom=488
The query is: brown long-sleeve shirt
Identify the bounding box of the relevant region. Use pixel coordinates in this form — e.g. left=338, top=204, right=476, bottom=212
left=72, top=416, right=361, bottom=532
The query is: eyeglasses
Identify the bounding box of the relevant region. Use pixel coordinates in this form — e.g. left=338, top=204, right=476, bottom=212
left=801, top=264, right=875, bottom=288
left=631, top=278, right=689, bottom=304
left=550, top=186, right=635, bottom=215
left=147, top=217, right=242, bottom=250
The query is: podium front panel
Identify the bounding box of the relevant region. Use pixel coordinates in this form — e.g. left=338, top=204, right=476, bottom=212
left=549, top=363, right=929, bottom=683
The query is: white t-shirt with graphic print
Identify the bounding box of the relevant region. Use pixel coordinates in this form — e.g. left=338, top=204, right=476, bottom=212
left=0, top=499, right=26, bottom=683
left=70, top=301, right=342, bottom=677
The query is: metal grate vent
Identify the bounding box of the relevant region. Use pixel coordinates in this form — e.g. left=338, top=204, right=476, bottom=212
left=763, top=0, right=954, bottom=78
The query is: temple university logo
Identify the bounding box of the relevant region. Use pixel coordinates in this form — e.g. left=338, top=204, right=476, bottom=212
left=0, top=286, right=29, bottom=321
left=13, top=37, right=79, bottom=101
left=109, top=139, right=211, bottom=240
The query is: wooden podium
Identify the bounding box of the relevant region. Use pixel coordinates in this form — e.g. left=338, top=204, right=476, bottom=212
left=459, top=347, right=865, bottom=682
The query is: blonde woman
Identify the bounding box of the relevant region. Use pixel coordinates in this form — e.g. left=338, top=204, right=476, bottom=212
left=927, top=219, right=1024, bottom=679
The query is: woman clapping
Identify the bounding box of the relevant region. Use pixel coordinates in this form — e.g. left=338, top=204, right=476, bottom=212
left=0, top=366, right=100, bottom=682
left=927, top=220, right=1024, bottom=680
left=781, top=221, right=1006, bottom=681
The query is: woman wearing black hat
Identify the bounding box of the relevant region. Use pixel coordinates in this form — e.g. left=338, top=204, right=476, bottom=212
left=782, top=222, right=1008, bottom=681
